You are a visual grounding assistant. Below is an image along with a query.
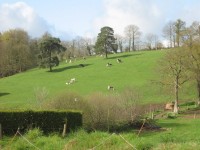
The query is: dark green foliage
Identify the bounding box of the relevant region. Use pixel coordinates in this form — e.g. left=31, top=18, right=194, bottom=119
left=179, top=101, right=195, bottom=106
left=95, top=26, right=117, bottom=58
left=0, top=110, right=82, bottom=135
left=130, top=117, right=160, bottom=130
left=38, top=35, right=66, bottom=71
left=167, top=112, right=177, bottom=119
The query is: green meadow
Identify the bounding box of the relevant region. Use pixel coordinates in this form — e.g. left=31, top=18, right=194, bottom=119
left=0, top=50, right=197, bottom=109
left=0, top=50, right=200, bottom=149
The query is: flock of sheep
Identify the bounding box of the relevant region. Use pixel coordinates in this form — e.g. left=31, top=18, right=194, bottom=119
left=65, top=57, right=123, bottom=91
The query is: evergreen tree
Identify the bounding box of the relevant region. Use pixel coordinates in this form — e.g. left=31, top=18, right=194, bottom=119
left=95, top=26, right=117, bottom=58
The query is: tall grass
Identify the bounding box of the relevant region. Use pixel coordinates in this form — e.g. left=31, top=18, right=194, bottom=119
left=2, top=117, right=200, bottom=149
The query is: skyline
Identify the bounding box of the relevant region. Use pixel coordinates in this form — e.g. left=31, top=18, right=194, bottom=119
left=0, top=0, right=200, bottom=40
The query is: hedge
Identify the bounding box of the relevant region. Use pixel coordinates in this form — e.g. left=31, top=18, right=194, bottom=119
left=0, top=110, right=82, bottom=135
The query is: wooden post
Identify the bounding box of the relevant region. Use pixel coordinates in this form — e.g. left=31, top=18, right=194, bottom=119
left=107, top=108, right=110, bottom=132
left=194, top=113, right=196, bottom=119
left=62, top=124, right=67, bottom=137
left=0, top=124, right=2, bottom=139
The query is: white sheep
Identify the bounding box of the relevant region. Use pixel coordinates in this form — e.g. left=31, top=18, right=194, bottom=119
left=66, top=78, right=76, bottom=85
left=108, top=85, right=115, bottom=91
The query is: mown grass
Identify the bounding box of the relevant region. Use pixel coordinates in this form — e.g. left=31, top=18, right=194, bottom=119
left=1, top=117, right=200, bottom=150
left=0, top=50, right=197, bottom=109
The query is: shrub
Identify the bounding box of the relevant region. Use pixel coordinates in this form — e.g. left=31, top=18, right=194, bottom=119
left=0, top=110, right=82, bottom=135
left=44, top=88, right=144, bottom=131
left=167, top=112, right=177, bottom=119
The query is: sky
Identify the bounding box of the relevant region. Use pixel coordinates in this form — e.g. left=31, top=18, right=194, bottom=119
left=0, top=0, right=200, bottom=40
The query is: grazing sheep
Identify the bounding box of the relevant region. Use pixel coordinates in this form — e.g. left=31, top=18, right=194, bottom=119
left=106, top=63, right=112, bottom=67
left=108, top=85, right=115, bottom=91
left=117, top=58, right=122, bottom=63
left=66, top=78, right=76, bottom=85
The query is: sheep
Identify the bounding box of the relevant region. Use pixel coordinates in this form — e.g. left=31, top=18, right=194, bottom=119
left=108, top=85, right=115, bottom=91
left=66, top=78, right=76, bottom=85
left=117, top=58, right=122, bottom=63
left=106, top=63, right=112, bottom=67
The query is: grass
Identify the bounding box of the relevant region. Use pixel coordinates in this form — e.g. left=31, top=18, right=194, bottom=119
left=0, top=50, right=199, bottom=149
left=1, top=116, right=200, bottom=150
left=0, top=50, right=197, bottom=109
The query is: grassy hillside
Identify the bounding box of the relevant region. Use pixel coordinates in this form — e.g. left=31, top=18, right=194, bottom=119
left=0, top=50, right=197, bottom=109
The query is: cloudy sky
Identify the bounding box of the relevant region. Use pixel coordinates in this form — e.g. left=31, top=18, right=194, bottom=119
left=0, top=0, right=200, bottom=40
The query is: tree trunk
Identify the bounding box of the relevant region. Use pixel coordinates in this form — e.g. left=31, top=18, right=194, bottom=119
left=105, top=48, right=108, bottom=58
left=197, top=79, right=200, bottom=106
left=49, top=51, right=52, bottom=72
left=129, top=39, right=131, bottom=52
left=174, top=77, right=179, bottom=113
left=132, top=35, right=135, bottom=51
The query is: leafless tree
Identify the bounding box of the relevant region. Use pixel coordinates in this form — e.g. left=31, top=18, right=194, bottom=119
left=124, top=25, right=141, bottom=51
left=163, top=21, right=175, bottom=48
left=115, top=34, right=124, bottom=53
left=158, top=49, right=188, bottom=113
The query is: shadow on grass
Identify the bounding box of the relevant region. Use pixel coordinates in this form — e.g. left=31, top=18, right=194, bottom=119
left=158, top=122, right=186, bottom=128
left=0, top=92, right=10, bottom=97
left=50, top=64, right=92, bottom=72
left=107, top=53, right=143, bottom=60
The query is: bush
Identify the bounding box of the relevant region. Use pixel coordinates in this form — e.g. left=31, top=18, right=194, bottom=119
left=44, top=88, right=144, bottom=131
left=0, top=110, right=82, bottom=135
left=167, top=112, right=177, bottom=119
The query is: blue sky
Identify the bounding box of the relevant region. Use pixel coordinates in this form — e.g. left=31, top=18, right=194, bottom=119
left=0, top=0, right=200, bottom=40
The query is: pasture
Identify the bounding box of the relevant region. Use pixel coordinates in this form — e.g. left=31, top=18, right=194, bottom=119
left=0, top=50, right=197, bottom=109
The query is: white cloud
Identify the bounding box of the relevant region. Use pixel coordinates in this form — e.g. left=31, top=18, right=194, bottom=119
left=93, top=0, right=163, bottom=36
left=0, top=2, right=52, bottom=37
left=92, top=0, right=200, bottom=38
left=0, top=2, right=68, bottom=39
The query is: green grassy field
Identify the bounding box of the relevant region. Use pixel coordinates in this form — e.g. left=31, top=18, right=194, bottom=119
left=0, top=50, right=197, bottom=109
left=0, top=50, right=199, bottom=149
left=1, top=116, right=200, bottom=150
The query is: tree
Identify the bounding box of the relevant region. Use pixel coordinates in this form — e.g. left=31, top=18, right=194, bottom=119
left=183, top=42, right=200, bottom=105
left=115, top=34, right=124, bottom=53
left=163, top=21, right=175, bottom=48
left=0, top=29, right=34, bottom=77
left=188, top=21, right=200, bottom=41
left=95, top=26, right=117, bottom=58
left=145, top=33, right=159, bottom=50
left=159, top=49, right=188, bottom=113
left=39, top=34, right=66, bottom=72
left=124, top=25, right=141, bottom=51
left=174, top=19, right=186, bottom=47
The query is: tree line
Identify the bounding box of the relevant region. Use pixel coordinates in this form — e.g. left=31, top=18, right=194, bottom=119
left=0, top=19, right=200, bottom=77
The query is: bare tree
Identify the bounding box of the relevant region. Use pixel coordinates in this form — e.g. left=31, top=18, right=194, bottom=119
left=145, top=33, right=159, bottom=50
left=124, top=24, right=141, bottom=51
left=159, top=49, right=188, bottom=113
left=190, top=21, right=200, bottom=40
left=163, top=21, right=175, bottom=48
left=183, top=42, right=200, bottom=105
left=115, top=34, right=124, bottom=53
left=174, top=19, right=186, bottom=47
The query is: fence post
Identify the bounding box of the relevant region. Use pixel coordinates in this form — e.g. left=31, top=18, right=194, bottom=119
left=0, top=123, right=2, bottom=139
left=62, top=123, right=67, bottom=137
